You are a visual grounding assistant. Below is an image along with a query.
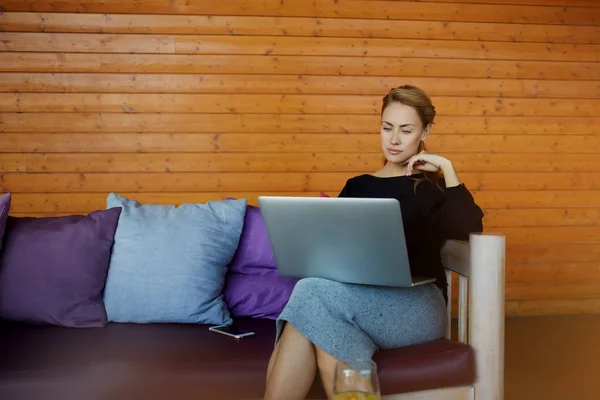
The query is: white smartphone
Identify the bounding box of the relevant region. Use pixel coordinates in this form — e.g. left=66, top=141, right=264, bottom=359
left=209, top=324, right=256, bottom=339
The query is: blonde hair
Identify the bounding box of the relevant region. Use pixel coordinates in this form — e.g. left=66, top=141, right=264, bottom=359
left=381, top=85, right=442, bottom=190
left=381, top=85, right=436, bottom=127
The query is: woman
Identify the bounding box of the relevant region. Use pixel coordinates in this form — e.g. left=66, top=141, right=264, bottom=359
left=264, top=85, right=484, bottom=400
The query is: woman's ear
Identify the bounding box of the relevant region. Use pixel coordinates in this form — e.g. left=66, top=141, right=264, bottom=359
left=421, top=124, right=432, bottom=142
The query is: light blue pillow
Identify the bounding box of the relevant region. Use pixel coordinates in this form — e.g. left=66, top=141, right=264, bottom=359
left=103, top=193, right=247, bottom=325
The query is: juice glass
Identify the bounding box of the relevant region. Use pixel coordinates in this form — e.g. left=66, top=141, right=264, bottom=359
left=332, top=359, right=380, bottom=400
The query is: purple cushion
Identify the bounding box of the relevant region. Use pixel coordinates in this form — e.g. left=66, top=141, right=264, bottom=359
left=0, top=208, right=121, bottom=327
left=0, top=193, right=10, bottom=252
left=223, top=273, right=299, bottom=320
left=227, top=204, right=277, bottom=275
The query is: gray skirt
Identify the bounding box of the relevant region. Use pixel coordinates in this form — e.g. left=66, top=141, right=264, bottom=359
left=275, top=277, right=447, bottom=362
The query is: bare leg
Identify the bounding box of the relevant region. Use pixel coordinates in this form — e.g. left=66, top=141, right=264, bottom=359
left=264, top=323, right=317, bottom=400
left=316, top=346, right=341, bottom=400
left=266, top=336, right=282, bottom=384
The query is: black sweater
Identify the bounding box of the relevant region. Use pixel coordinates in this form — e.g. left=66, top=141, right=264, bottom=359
left=338, top=174, right=484, bottom=291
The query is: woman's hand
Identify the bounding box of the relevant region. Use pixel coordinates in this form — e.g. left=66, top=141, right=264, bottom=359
left=406, top=151, right=462, bottom=187
left=406, top=151, right=450, bottom=175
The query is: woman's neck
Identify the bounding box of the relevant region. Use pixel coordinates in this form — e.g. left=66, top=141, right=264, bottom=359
left=373, top=162, right=410, bottom=178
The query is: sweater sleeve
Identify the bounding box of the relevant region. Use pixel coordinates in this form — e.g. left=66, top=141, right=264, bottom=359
left=435, top=184, right=484, bottom=241
left=337, top=179, right=352, bottom=198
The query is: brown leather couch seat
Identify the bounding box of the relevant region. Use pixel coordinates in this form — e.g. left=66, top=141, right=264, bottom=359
left=0, top=318, right=475, bottom=399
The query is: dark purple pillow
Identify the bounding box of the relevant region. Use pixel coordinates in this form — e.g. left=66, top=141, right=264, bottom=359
left=223, top=273, right=299, bottom=320
left=0, top=208, right=121, bottom=327
left=0, top=193, right=10, bottom=252
left=227, top=204, right=278, bottom=275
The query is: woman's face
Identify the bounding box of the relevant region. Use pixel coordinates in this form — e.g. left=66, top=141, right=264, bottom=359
left=380, top=102, right=430, bottom=165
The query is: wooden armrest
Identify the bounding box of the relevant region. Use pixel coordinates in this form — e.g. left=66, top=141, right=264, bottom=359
left=441, top=240, right=470, bottom=277
left=441, top=234, right=506, bottom=398
left=469, top=232, right=506, bottom=400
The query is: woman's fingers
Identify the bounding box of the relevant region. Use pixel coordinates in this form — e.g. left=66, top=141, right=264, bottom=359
left=413, top=163, right=436, bottom=172
left=407, top=152, right=443, bottom=175
left=407, top=155, right=417, bottom=175
left=404, top=152, right=447, bottom=175
left=408, top=151, right=425, bottom=168
left=410, top=154, right=440, bottom=173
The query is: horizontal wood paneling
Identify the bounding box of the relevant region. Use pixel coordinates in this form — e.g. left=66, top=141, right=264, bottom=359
left=3, top=183, right=600, bottom=210
left=3, top=33, right=600, bottom=62
left=475, top=191, right=600, bottom=209
left=1, top=1, right=599, bottom=316
left=506, top=280, right=600, bottom=300
left=2, top=1, right=598, bottom=25
left=388, top=0, right=600, bottom=7
left=450, top=279, right=600, bottom=302
left=506, top=298, right=600, bottom=316
left=0, top=172, right=340, bottom=193
left=3, top=171, right=600, bottom=193
left=1, top=74, right=600, bottom=99
left=0, top=153, right=378, bottom=173
left=2, top=152, right=600, bottom=172
left=508, top=245, right=600, bottom=264
left=3, top=114, right=600, bottom=134
left=5, top=133, right=600, bottom=155
left=1, top=13, right=599, bottom=44
left=2, top=93, right=600, bottom=116
left=2, top=53, right=599, bottom=80
left=505, top=263, right=600, bottom=282
left=501, top=227, right=600, bottom=245
left=11, top=190, right=600, bottom=214
left=485, top=209, right=600, bottom=227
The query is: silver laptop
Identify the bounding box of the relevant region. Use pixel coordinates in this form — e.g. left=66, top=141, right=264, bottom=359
left=257, top=196, right=436, bottom=288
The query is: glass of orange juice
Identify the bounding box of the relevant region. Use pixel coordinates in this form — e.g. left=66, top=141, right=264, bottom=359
left=332, top=359, right=380, bottom=400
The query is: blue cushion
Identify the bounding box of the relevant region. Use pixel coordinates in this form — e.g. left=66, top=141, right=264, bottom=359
left=103, top=193, right=247, bottom=325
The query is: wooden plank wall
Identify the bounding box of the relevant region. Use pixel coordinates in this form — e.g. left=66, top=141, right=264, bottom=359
left=0, top=0, right=599, bottom=316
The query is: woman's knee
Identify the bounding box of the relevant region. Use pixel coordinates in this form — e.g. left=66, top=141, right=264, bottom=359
left=293, top=277, right=340, bottom=297
left=290, top=277, right=321, bottom=299
left=295, top=277, right=325, bottom=289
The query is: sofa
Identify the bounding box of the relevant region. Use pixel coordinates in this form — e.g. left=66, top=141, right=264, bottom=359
left=0, top=192, right=505, bottom=400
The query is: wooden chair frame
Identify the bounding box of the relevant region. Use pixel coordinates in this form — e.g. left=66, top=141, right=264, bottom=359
left=384, top=233, right=506, bottom=400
